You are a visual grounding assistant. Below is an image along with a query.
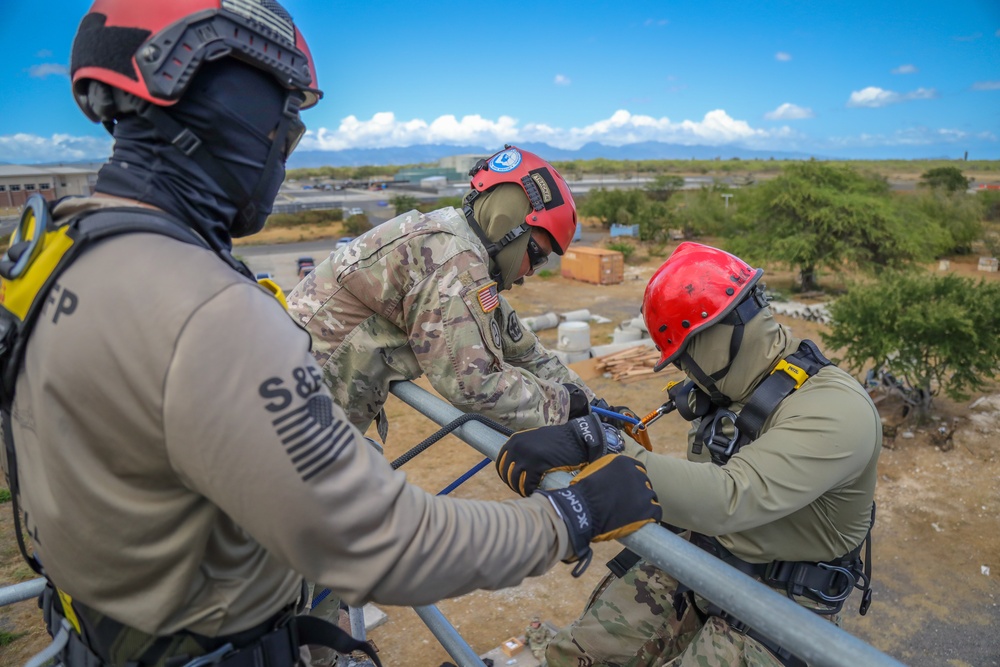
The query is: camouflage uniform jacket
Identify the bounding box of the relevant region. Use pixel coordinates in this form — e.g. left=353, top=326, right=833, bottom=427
left=287, top=207, right=593, bottom=436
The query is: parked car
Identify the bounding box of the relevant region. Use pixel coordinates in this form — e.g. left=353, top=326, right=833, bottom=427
left=346, top=207, right=364, bottom=217
left=255, top=271, right=274, bottom=281
left=296, top=256, right=315, bottom=279
left=334, top=237, right=354, bottom=250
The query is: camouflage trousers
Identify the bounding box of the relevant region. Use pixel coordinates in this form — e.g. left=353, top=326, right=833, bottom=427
left=304, top=582, right=343, bottom=667
left=545, top=559, right=786, bottom=667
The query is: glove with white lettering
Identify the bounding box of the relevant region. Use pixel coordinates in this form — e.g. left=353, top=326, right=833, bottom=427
left=496, top=415, right=625, bottom=497
left=538, top=454, right=661, bottom=576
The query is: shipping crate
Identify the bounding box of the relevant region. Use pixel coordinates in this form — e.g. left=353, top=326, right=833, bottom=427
left=501, top=637, right=525, bottom=657
left=560, top=246, right=624, bottom=285
left=978, top=257, right=998, bottom=273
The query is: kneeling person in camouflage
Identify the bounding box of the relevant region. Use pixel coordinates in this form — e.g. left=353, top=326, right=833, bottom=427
left=495, top=243, right=881, bottom=667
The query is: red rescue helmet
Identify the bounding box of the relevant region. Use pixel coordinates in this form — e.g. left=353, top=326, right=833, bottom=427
left=643, top=243, right=763, bottom=371
left=70, top=0, right=322, bottom=123
left=468, top=145, right=577, bottom=254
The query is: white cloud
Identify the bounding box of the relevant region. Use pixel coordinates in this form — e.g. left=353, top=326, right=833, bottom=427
left=846, top=86, right=938, bottom=108
left=300, top=109, right=788, bottom=152
left=764, top=103, right=814, bottom=120
left=28, top=63, right=69, bottom=78
left=0, top=133, right=112, bottom=163
left=775, top=52, right=792, bottom=62
left=972, top=81, right=1000, bottom=91
left=891, top=64, right=918, bottom=74
left=554, top=74, right=571, bottom=86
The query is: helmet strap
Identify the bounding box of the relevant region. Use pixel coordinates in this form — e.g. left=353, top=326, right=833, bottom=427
left=461, top=189, right=531, bottom=285
left=679, top=285, right=770, bottom=407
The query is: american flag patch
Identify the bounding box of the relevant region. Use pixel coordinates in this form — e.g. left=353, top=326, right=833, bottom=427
left=273, top=394, right=353, bottom=482
left=477, top=282, right=500, bottom=313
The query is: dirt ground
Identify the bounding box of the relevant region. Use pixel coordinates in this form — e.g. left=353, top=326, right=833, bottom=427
left=1, top=241, right=999, bottom=667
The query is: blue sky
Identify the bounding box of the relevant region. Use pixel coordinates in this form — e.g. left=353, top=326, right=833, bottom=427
left=2, top=0, right=999, bottom=163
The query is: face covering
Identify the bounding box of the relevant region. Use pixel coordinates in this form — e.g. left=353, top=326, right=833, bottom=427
left=94, top=59, right=294, bottom=251
left=472, top=183, right=533, bottom=291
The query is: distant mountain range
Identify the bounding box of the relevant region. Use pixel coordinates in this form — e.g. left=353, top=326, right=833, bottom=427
left=285, top=140, right=978, bottom=169
left=3, top=141, right=979, bottom=170
left=286, top=141, right=821, bottom=168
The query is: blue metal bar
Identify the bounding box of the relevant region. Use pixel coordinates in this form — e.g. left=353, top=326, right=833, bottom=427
left=413, top=605, right=486, bottom=667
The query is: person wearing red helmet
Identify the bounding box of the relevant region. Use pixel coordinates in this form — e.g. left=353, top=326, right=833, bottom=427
left=0, top=4, right=663, bottom=667
left=288, top=145, right=600, bottom=443
left=493, top=243, right=881, bottom=667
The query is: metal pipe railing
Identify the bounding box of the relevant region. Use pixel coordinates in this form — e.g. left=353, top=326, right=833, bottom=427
left=413, top=605, right=486, bottom=667
left=389, top=380, right=906, bottom=667
left=1, top=381, right=906, bottom=667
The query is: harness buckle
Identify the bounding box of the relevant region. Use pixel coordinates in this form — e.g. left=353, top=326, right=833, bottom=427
left=809, top=563, right=856, bottom=603
left=773, top=359, right=808, bottom=390
left=704, top=409, right=741, bottom=461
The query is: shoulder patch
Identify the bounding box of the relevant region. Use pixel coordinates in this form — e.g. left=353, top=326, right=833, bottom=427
left=490, top=318, right=502, bottom=348
left=507, top=311, right=524, bottom=342
left=477, top=282, right=500, bottom=313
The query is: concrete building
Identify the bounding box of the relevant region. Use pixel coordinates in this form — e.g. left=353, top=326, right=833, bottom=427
left=0, top=164, right=99, bottom=209
left=437, top=154, right=483, bottom=176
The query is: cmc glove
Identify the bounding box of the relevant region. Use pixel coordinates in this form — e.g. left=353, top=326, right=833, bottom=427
left=496, top=415, right=625, bottom=497
left=563, top=383, right=592, bottom=419
left=538, top=454, right=661, bottom=576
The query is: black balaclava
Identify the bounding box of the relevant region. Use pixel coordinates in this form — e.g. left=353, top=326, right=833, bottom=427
left=95, top=59, right=292, bottom=252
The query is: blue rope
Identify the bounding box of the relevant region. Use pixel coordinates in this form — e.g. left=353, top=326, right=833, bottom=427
left=590, top=405, right=642, bottom=426
left=437, top=457, right=491, bottom=496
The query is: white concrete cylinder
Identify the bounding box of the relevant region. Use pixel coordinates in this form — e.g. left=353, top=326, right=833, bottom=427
left=521, top=312, right=559, bottom=332
left=557, top=321, right=592, bottom=352
left=560, top=309, right=592, bottom=322
left=613, top=327, right=643, bottom=344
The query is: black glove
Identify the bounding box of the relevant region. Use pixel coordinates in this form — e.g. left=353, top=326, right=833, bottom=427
left=538, top=454, right=661, bottom=576
left=564, top=383, right=592, bottom=419
left=496, top=415, right=625, bottom=496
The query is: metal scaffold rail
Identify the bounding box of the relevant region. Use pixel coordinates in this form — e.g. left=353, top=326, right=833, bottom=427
left=388, top=380, right=907, bottom=667
left=0, top=380, right=906, bottom=667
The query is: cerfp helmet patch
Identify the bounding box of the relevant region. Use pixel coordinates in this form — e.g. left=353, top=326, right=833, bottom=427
left=489, top=148, right=522, bottom=173
left=477, top=282, right=500, bottom=313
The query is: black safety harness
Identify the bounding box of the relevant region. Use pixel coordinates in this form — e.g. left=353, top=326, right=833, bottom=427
left=606, top=316, right=874, bottom=667
left=0, top=197, right=380, bottom=667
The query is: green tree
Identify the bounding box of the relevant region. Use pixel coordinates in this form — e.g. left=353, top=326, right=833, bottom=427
left=727, top=162, right=927, bottom=291
left=895, top=189, right=983, bottom=255
left=918, top=166, right=971, bottom=193
left=343, top=213, right=371, bottom=236
left=390, top=194, right=421, bottom=213
left=823, top=272, right=1000, bottom=416
left=645, top=174, right=685, bottom=201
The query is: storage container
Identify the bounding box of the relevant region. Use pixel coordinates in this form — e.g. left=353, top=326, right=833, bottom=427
left=560, top=246, right=624, bottom=285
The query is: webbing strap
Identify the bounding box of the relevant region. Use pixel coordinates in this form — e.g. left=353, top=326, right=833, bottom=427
left=735, top=340, right=833, bottom=441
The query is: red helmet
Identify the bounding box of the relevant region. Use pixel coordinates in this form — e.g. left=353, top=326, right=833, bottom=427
left=643, top=243, right=763, bottom=371
left=468, top=146, right=577, bottom=254
left=70, top=0, right=322, bottom=123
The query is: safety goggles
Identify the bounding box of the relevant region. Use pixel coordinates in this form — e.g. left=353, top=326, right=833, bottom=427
left=526, top=236, right=549, bottom=271
left=284, top=115, right=306, bottom=158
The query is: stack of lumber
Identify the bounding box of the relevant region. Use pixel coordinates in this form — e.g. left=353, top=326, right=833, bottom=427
left=593, top=345, right=662, bottom=383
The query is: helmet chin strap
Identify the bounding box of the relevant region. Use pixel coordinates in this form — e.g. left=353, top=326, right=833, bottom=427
left=677, top=285, right=770, bottom=407
left=461, top=188, right=531, bottom=285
